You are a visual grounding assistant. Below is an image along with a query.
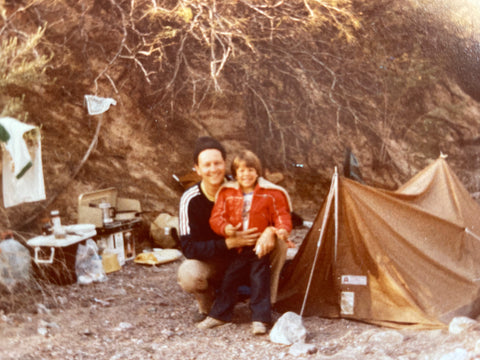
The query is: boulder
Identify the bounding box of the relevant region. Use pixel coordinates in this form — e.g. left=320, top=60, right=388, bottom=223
left=269, top=311, right=307, bottom=345
left=0, top=238, right=32, bottom=289
left=150, top=213, right=179, bottom=249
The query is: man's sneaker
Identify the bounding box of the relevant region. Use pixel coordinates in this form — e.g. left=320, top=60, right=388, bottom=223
left=196, top=316, right=226, bottom=330
left=192, top=311, right=208, bottom=323
left=251, top=321, right=268, bottom=335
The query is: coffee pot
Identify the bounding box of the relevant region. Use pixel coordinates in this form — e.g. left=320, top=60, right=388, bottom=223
left=99, top=201, right=114, bottom=225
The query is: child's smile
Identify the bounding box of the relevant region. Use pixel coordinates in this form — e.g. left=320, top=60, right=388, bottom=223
left=236, top=161, right=258, bottom=193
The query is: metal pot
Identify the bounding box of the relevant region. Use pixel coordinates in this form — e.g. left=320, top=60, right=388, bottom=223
left=98, top=202, right=114, bottom=224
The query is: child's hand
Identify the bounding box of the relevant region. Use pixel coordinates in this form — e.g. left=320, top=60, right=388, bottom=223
left=225, top=223, right=241, bottom=237
left=275, top=228, right=289, bottom=242
left=275, top=228, right=296, bottom=248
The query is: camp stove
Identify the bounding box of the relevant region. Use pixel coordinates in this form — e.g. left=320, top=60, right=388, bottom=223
left=77, top=188, right=143, bottom=265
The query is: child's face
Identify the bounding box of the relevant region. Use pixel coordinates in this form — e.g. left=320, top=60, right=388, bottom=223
left=236, top=161, right=258, bottom=192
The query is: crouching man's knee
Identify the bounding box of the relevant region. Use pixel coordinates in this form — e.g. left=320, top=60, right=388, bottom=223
left=177, top=259, right=210, bottom=294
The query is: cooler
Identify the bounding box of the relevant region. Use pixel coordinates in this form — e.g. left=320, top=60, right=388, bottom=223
left=27, top=224, right=96, bottom=284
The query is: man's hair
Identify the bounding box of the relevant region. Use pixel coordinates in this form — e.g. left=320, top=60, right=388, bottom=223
left=193, top=136, right=226, bottom=165
left=231, top=150, right=262, bottom=178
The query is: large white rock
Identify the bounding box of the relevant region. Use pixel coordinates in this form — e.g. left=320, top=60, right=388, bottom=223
left=269, top=311, right=307, bottom=345
left=448, top=316, right=477, bottom=335
left=0, top=238, right=31, bottom=289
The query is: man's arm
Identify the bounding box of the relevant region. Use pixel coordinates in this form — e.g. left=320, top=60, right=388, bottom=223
left=178, top=186, right=229, bottom=260
left=179, top=232, right=228, bottom=260
left=179, top=185, right=260, bottom=259
left=180, top=222, right=258, bottom=259
left=225, top=228, right=259, bottom=249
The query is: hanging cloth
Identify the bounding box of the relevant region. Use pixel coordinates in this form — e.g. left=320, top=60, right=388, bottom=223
left=84, top=95, right=117, bottom=115
left=0, top=117, right=46, bottom=207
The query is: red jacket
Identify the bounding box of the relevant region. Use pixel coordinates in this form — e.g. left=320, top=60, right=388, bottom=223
left=209, top=177, right=292, bottom=237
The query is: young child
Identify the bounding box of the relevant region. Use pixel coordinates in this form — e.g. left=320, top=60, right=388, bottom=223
left=197, top=150, right=293, bottom=335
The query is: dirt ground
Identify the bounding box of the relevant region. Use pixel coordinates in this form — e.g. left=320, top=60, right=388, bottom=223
left=2, top=226, right=480, bottom=360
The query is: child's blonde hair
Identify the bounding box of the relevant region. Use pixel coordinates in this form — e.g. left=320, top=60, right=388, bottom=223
left=231, top=150, right=262, bottom=178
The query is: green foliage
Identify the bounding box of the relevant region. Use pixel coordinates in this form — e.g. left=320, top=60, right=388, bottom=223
left=0, top=23, right=51, bottom=119
left=0, top=26, right=51, bottom=90
left=0, top=94, right=28, bottom=121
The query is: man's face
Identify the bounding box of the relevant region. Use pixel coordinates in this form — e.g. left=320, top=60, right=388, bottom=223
left=195, top=149, right=226, bottom=187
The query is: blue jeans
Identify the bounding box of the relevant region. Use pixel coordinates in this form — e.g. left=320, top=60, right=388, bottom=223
left=209, top=247, right=271, bottom=323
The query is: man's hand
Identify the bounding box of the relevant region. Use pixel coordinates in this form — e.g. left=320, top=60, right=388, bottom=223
left=254, top=227, right=276, bottom=258
left=225, top=227, right=259, bottom=249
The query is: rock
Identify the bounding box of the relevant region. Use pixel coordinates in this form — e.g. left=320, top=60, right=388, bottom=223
left=368, top=330, right=404, bottom=345
left=448, top=317, right=477, bottom=334
left=37, top=327, right=48, bottom=336
left=39, top=319, right=59, bottom=328
left=288, top=342, right=317, bottom=356
left=438, top=348, right=469, bottom=360
left=264, top=169, right=285, bottom=184
left=269, top=311, right=307, bottom=345
left=36, top=303, right=51, bottom=315
left=474, top=339, right=480, bottom=354
left=77, top=275, right=93, bottom=285
left=150, top=213, right=179, bottom=249
left=161, top=329, right=175, bottom=338
left=112, top=288, right=127, bottom=296
left=115, top=322, right=133, bottom=331
left=38, top=320, right=59, bottom=336
left=82, top=329, right=94, bottom=336
left=0, top=238, right=31, bottom=289
left=109, top=352, right=127, bottom=360
left=56, top=296, right=68, bottom=305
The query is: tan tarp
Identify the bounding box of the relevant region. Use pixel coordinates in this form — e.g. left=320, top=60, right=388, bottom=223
left=276, top=157, right=480, bottom=328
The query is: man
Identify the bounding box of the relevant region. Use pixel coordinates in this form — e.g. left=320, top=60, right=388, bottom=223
left=177, top=136, right=288, bottom=324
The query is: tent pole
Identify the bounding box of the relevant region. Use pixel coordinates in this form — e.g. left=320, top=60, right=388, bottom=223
left=466, top=227, right=480, bottom=242
left=334, top=167, right=339, bottom=263
left=300, top=170, right=338, bottom=316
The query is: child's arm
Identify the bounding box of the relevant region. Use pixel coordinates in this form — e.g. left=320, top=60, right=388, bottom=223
left=273, top=227, right=296, bottom=248
left=272, top=189, right=295, bottom=247
left=275, top=228, right=289, bottom=241
left=272, top=192, right=292, bottom=230
left=209, top=188, right=230, bottom=237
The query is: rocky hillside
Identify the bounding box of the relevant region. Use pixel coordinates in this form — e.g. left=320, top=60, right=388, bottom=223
left=1, top=0, right=480, bottom=237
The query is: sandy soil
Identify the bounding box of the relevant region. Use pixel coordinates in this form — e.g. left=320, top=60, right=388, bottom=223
left=0, top=262, right=477, bottom=360
left=1, top=226, right=480, bottom=360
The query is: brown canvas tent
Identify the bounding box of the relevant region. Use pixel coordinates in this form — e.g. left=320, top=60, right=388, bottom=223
left=276, top=156, right=480, bottom=328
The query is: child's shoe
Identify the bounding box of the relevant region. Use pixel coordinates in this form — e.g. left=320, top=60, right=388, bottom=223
left=251, top=321, right=268, bottom=335
left=196, top=316, right=226, bottom=330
